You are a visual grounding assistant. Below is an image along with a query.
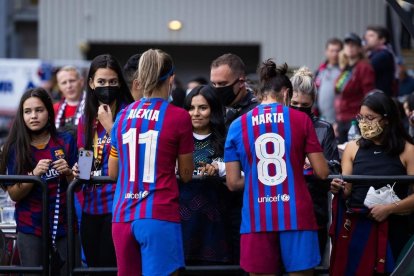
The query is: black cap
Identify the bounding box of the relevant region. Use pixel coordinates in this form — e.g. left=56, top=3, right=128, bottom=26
left=344, top=33, right=362, bottom=46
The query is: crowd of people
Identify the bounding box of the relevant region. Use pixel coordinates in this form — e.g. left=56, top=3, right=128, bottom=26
left=1, top=24, right=414, bottom=276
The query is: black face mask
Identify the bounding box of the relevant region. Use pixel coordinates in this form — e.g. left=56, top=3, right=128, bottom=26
left=215, top=78, right=240, bottom=106
left=290, top=105, right=312, bottom=116
left=94, top=86, right=119, bottom=104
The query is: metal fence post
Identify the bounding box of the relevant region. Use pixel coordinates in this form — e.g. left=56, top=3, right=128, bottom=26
left=0, top=175, right=49, bottom=275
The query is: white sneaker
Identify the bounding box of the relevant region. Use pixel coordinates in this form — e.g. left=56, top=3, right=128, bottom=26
left=364, top=183, right=401, bottom=208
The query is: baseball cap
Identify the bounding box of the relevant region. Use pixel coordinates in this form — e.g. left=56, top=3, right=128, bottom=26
left=344, top=33, right=362, bottom=46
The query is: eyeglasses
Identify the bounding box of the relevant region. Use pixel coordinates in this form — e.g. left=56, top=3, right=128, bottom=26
left=355, top=114, right=381, bottom=122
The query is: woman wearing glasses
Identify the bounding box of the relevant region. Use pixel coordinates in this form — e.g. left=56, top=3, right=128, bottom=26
left=330, top=90, right=414, bottom=275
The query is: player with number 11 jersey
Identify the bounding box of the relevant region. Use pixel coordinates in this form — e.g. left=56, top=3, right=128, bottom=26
left=110, top=98, right=193, bottom=222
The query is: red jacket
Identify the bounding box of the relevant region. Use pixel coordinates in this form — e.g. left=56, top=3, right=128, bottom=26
left=335, top=60, right=375, bottom=122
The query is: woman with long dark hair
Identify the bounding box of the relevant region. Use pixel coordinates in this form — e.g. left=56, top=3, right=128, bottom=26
left=180, top=85, right=231, bottom=264
left=74, top=54, right=133, bottom=269
left=0, top=87, right=77, bottom=274
left=330, top=90, right=414, bottom=275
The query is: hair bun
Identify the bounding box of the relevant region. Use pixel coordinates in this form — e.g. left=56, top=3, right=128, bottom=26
left=259, top=59, right=289, bottom=82
left=262, top=59, right=277, bottom=80
left=293, top=67, right=313, bottom=78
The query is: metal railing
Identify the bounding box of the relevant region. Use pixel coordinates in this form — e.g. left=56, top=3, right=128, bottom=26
left=0, top=175, right=49, bottom=275
left=66, top=177, right=117, bottom=275
left=66, top=175, right=414, bottom=275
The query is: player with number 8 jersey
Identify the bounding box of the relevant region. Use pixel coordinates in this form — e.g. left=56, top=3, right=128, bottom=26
left=225, top=59, right=329, bottom=275
left=226, top=102, right=322, bottom=232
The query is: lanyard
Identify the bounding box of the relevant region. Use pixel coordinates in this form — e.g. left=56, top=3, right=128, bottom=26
left=93, top=121, right=108, bottom=170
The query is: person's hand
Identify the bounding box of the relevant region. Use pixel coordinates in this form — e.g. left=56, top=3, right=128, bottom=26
left=198, top=162, right=218, bottom=176
left=97, top=104, right=113, bottom=133
left=33, top=159, right=52, bottom=176
left=72, top=162, right=80, bottom=178
left=330, top=178, right=345, bottom=194
left=369, top=204, right=393, bottom=222
left=52, top=158, right=72, bottom=176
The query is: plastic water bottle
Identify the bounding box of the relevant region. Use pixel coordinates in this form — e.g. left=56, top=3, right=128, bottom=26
left=347, top=120, right=361, bottom=141
left=1, top=194, right=15, bottom=224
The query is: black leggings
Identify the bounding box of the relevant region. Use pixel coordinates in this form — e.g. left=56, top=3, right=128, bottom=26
left=81, top=212, right=116, bottom=269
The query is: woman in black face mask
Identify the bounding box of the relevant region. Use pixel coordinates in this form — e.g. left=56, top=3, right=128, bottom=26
left=290, top=67, right=339, bottom=263
left=72, top=54, right=133, bottom=270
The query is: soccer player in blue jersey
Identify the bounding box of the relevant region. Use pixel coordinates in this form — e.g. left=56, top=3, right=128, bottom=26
left=225, top=59, right=329, bottom=276
left=108, top=49, right=194, bottom=276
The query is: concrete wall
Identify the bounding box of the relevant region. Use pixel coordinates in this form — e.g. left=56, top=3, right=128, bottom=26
left=39, top=0, right=385, bottom=74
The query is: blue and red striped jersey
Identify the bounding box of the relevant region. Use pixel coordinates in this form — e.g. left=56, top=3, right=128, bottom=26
left=7, top=131, right=77, bottom=237
left=110, top=98, right=193, bottom=223
left=224, top=103, right=323, bottom=233
left=77, top=103, right=128, bottom=215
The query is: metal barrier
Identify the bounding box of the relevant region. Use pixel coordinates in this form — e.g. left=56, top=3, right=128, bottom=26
left=66, top=175, right=414, bottom=275
left=67, top=177, right=117, bottom=275
left=0, top=175, right=49, bottom=275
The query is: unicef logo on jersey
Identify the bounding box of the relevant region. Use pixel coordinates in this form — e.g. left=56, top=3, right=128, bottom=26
left=257, top=193, right=290, bottom=203
left=124, top=190, right=149, bottom=200
left=281, top=194, right=290, bottom=202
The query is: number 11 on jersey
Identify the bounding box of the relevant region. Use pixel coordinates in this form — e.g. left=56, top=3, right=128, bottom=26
left=122, top=128, right=159, bottom=183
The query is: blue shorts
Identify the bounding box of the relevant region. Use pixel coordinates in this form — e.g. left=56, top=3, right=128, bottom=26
left=112, top=219, right=184, bottom=276
left=241, top=230, right=320, bottom=273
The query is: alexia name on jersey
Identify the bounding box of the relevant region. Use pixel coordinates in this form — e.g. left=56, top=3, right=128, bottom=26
left=127, top=107, right=160, bottom=121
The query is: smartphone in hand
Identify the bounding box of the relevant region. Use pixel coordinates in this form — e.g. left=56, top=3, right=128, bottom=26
left=78, top=150, right=93, bottom=180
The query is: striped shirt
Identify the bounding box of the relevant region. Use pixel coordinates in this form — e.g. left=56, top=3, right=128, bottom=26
left=110, top=98, right=193, bottom=223
left=224, top=103, right=322, bottom=233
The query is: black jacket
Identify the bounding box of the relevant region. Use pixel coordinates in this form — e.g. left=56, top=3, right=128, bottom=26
left=224, top=89, right=258, bottom=129
left=307, top=114, right=339, bottom=227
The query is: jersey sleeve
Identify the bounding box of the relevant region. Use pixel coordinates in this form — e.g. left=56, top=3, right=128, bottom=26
left=304, top=116, right=323, bottom=153
left=177, top=110, right=194, bottom=155
left=110, top=112, right=121, bottom=151
left=110, top=146, right=118, bottom=159
left=224, top=119, right=241, bottom=162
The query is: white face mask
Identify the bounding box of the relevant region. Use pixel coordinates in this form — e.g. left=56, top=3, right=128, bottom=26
left=358, top=120, right=384, bottom=139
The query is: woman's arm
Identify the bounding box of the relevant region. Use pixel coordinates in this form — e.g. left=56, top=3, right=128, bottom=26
left=8, top=158, right=53, bottom=202
left=330, top=140, right=357, bottom=196
left=178, top=153, right=194, bottom=183
left=225, top=161, right=244, bottom=191
left=108, top=155, right=119, bottom=180
left=370, top=142, right=414, bottom=221
left=7, top=182, right=34, bottom=202
left=307, top=152, right=329, bottom=180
